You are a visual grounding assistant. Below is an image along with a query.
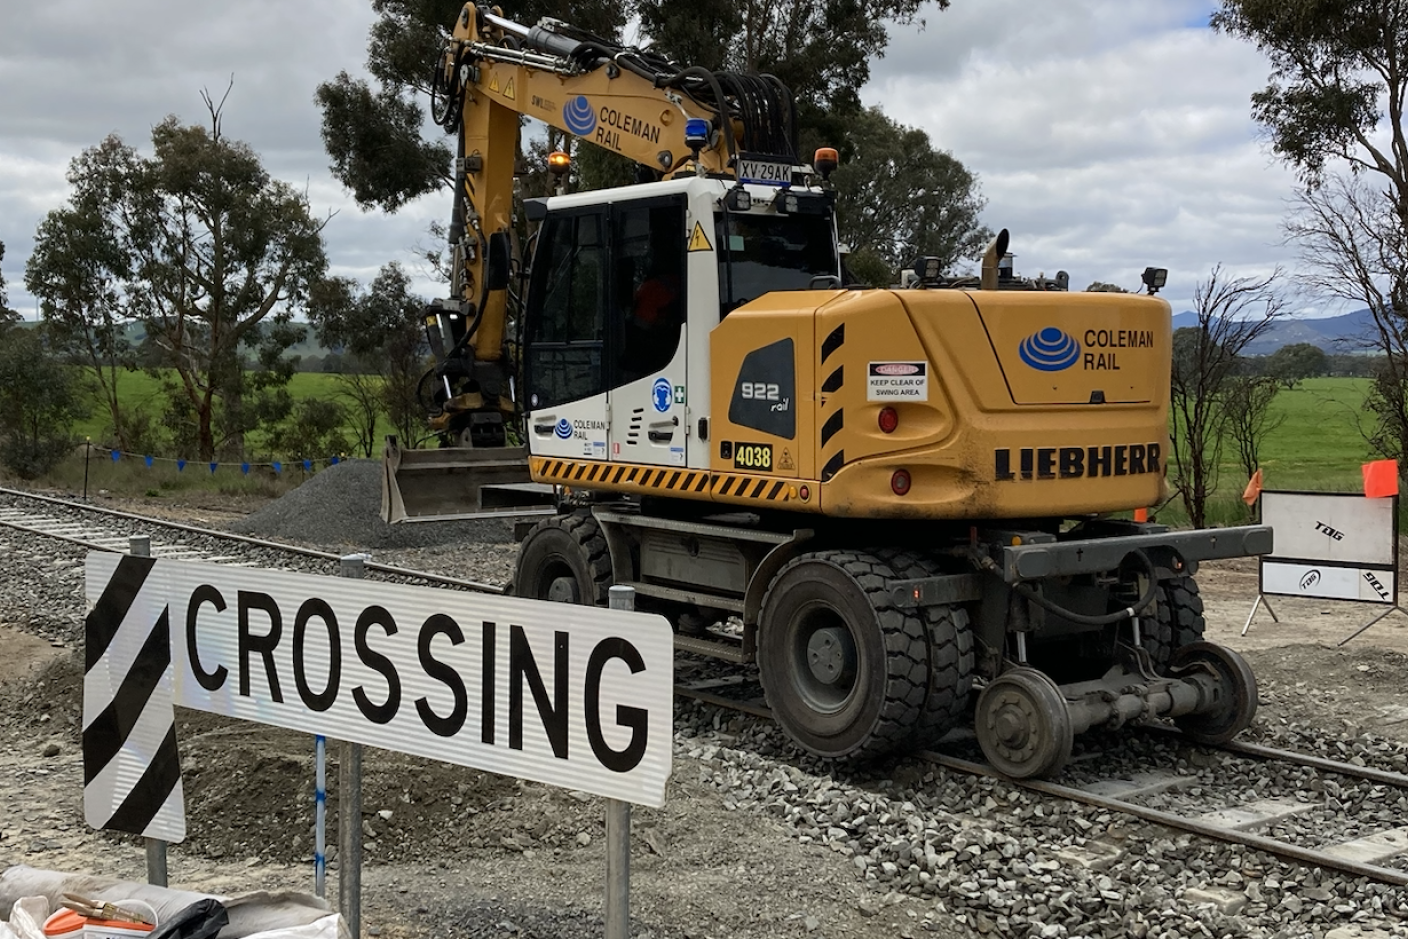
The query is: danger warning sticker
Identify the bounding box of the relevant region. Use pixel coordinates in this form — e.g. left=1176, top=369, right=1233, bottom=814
left=867, top=362, right=928, bottom=401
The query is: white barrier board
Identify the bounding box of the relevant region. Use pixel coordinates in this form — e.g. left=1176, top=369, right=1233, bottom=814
left=87, top=553, right=674, bottom=807
left=1259, top=491, right=1398, bottom=605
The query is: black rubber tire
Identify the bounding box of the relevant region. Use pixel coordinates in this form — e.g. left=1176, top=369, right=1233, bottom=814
left=513, top=512, right=611, bottom=606
left=757, top=550, right=930, bottom=760
left=873, top=548, right=975, bottom=746
left=1143, top=576, right=1206, bottom=671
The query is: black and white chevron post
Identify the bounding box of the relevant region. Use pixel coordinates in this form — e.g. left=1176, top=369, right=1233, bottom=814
left=83, top=550, right=186, bottom=843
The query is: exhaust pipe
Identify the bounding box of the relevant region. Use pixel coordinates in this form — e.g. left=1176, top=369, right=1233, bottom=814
left=981, top=229, right=1010, bottom=291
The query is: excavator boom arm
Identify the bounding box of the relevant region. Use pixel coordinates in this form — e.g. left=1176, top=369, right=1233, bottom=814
left=436, top=3, right=798, bottom=364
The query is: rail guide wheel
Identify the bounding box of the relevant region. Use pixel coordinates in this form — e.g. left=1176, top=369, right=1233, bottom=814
left=1169, top=640, right=1258, bottom=744
left=975, top=667, right=1074, bottom=779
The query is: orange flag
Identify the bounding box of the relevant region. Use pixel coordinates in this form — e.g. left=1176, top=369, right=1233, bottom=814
left=1363, top=459, right=1399, bottom=498
left=1241, top=468, right=1263, bottom=506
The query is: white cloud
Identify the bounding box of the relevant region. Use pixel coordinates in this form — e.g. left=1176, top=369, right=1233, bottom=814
left=0, top=0, right=1328, bottom=322
left=863, top=0, right=1312, bottom=312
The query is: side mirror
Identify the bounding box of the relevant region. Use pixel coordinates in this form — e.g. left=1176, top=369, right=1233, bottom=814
left=487, top=231, right=512, bottom=291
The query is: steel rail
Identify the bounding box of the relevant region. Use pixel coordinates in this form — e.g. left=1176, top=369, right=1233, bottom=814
left=673, top=687, right=1408, bottom=887
left=916, top=749, right=1408, bottom=887
left=1140, top=724, right=1408, bottom=790
left=0, top=486, right=505, bottom=593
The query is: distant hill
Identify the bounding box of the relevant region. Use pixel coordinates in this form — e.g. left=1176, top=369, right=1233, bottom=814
left=1170, top=308, right=1379, bottom=355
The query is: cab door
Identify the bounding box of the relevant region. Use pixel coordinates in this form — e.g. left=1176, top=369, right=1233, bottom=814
left=523, top=207, right=611, bottom=460
left=605, top=197, right=689, bottom=468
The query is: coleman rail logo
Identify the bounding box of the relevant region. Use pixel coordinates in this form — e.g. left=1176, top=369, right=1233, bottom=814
left=563, top=96, right=596, bottom=136
left=1018, top=328, right=1080, bottom=372
left=554, top=418, right=573, bottom=440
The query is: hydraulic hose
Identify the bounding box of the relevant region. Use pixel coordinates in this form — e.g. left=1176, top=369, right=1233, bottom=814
left=972, top=547, right=1160, bottom=626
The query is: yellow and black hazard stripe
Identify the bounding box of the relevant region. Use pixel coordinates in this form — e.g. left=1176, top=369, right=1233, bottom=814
left=819, top=321, right=846, bottom=482
left=530, top=457, right=816, bottom=510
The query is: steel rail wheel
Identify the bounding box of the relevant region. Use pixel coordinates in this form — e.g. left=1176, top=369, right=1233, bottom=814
left=975, top=667, right=1074, bottom=779
left=1170, top=641, right=1257, bottom=744
left=758, top=550, right=930, bottom=760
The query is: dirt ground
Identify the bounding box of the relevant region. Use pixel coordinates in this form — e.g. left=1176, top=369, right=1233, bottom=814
left=4, top=531, right=1408, bottom=938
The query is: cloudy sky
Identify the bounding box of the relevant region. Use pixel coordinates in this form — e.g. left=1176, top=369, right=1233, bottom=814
left=0, top=0, right=1311, bottom=320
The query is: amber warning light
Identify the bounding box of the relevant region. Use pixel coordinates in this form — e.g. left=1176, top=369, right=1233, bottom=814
left=547, top=150, right=571, bottom=175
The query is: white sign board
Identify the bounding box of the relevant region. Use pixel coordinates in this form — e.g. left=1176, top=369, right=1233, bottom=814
left=85, top=554, right=674, bottom=807
left=1260, top=491, right=1398, bottom=605
left=867, top=362, right=929, bottom=401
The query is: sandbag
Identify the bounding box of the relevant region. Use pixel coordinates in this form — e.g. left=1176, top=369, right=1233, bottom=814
left=0, top=869, right=329, bottom=939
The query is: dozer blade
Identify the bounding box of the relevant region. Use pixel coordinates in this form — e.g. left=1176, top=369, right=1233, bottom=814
left=381, top=438, right=555, bottom=523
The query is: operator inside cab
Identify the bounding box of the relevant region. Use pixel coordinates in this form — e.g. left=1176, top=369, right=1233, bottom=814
left=620, top=210, right=684, bottom=380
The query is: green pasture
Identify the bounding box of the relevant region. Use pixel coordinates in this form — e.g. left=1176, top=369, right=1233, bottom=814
left=70, top=370, right=354, bottom=446
left=1241, top=377, right=1376, bottom=492
left=16, top=373, right=1391, bottom=515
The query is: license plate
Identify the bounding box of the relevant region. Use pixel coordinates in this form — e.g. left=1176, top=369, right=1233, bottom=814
left=737, top=157, right=791, bottom=186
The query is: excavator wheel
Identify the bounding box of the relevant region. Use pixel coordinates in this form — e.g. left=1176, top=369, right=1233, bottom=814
left=873, top=549, right=975, bottom=746
left=513, top=511, right=612, bottom=606
left=1142, top=576, right=1207, bottom=672
left=757, top=550, right=930, bottom=760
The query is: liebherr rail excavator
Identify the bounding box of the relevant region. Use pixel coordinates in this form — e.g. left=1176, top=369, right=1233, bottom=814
left=382, top=3, right=1273, bottom=777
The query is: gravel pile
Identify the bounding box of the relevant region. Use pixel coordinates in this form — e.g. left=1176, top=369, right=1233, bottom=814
left=226, top=459, right=518, bottom=550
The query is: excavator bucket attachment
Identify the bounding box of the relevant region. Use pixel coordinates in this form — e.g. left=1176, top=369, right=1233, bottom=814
left=381, top=438, right=553, bottom=523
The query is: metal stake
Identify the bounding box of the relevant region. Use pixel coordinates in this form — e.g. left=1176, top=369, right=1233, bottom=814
left=83, top=439, right=91, bottom=502
left=130, top=535, right=167, bottom=887
left=605, top=585, right=635, bottom=939
left=337, top=554, right=365, bottom=939
left=314, top=734, right=326, bottom=898
left=1241, top=594, right=1279, bottom=636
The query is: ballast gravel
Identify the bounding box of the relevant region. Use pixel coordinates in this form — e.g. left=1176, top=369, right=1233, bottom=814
left=3, top=481, right=1408, bottom=936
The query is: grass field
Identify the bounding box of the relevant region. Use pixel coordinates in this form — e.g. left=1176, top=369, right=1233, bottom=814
left=71, top=370, right=354, bottom=445
left=11, top=374, right=1387, bottom=518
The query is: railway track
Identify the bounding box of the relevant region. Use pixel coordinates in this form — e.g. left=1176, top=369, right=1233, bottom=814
left=7, top=486, right=1408, bottom=895
left=676, top=677, right=1408, bottom=889
left=0, top=486, right=502, bottom=592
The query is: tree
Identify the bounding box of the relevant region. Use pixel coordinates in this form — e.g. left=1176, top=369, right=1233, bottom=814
left=29, top=91, right=329, bottom=460
left=831, top=107, right=989, bottom=279
left=1222, top=372, right=1284, bottom=485
left=1169, top=267, right=1287, bottom=528
left=636, top=0, right=943, bottom=153
left=1286, top=175, right=1408, bottom=461
left=316, top=0, right=627, bottom=213
left=0, top=326, right=89, bottom=478
left=1214, top=0, right=1408, bottom=476
left=308, top=263, right=430, bottom=448
left=1264, top=341, right=1329, bottom=388
left=26, top=137, right=143, bottom=451
left=0, top=241, right=19, bottom=329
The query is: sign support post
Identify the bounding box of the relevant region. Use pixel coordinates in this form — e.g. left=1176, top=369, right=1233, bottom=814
left=605, top=585, right=634, bottom=939
left=130, top=534, right=170, bottom=888
left=1338, top=605, right=1408, bottom=646
left=337, top=554, right=365, bottom=939
left=1241, top=593, right=1280, bottom=636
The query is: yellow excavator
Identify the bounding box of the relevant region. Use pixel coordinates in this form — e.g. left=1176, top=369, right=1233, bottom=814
left=383, top=3, right=1273, bottom=777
